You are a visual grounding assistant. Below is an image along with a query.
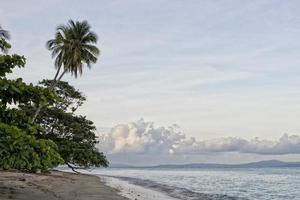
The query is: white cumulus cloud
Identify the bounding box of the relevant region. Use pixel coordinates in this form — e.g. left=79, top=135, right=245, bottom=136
left=98, top=119, right=300, bottom=155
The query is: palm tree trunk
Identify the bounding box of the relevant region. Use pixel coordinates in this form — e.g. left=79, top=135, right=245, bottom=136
left=53, top=65, right=62, bottom=81
left=57, top=69, right=67, bottom=81
left=32, top=68, right=67, bottom=122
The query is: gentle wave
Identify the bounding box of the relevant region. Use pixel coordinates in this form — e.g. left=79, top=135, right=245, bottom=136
left=104, top=175, right=247, bottom=200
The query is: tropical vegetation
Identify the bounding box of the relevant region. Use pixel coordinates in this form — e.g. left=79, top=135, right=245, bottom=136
left=0, top=21, right=108, bottom=172
left=33, top=20, right=100, bottom=121
left=22, top=80, right=108, bottom=172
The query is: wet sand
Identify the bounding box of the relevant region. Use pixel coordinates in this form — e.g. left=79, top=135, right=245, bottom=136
left=0, top=170, right=128, bottom=200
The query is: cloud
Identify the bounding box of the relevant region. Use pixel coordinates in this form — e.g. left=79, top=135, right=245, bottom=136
left=98, top=119, right=300, bottom=155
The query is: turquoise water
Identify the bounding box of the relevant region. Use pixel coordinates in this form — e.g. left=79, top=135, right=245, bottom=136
left=92, top=167, right=300, bottom=200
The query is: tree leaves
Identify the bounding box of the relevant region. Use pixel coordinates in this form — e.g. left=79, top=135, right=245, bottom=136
left=0, top=123, right=63, bottom=171
left=0, top=27, right=107, bottom=172
left=0, top=54, right=26, bottom=77
left=30, top=81, right=109, bottom=169
left=0, top=37, right=63, bottom=171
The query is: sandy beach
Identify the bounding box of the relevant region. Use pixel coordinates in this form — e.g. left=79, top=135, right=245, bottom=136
left=0, top=170, right=128, bottom=200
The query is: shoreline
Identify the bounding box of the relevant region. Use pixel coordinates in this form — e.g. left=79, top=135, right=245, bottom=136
left=56, top=168, right=178, bottom=200
left=0, top=170, right=128, bottom=200
left=98, top=175, right=177, bottom=200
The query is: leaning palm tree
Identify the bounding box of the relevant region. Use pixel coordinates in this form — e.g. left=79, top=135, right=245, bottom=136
left=48, top=20, right=100, bottom=81
left=32, top=20, right=100, bottom=121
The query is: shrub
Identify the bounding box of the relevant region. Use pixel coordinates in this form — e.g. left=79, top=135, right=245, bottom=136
left=0, top=123, right=63, bottom=171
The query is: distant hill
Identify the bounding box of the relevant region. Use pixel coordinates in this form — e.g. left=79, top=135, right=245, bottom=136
left=109, top=163, right=134, bottom=168
left=110, top=160, right=300, bottom=169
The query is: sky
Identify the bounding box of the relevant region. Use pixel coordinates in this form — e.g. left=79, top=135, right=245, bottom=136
left=2, top=0, right=300, bottom=165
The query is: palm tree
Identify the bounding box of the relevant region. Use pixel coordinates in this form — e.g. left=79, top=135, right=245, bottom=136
left=0, top=25, right=10, bottom=53
left=47, top=20, right=100, bottom=81
left=32, top=20, right=100, bottom=121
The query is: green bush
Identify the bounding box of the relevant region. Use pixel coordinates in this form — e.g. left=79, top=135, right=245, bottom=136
left=0, top=32, right=64, bottom=172
left=0, top=123, right=63, bottom=171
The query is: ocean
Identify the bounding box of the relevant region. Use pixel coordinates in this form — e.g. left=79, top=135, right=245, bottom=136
left=90, top=167, right=300, bottom=200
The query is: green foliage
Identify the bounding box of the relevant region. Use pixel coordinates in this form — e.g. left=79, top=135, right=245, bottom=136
left=0, top=38, right=11, bottom=53
left=0, top=78, right=56, bottom=107
left=0, top=108, right=41, bottom=134
left=0, top=54, right=25, bottom=76
left=25, top=80, right=109, bottom=169
left=40, top=80, right=86, bottom=112
left=45, top=113, right=109, bottom=168
left=0, top=25, right=107, bottom=172
left=0, top=123, right=63, bottom=171
left=0, top=53, right=56, bottom=108
left=0, top=33, right=63, bottom=171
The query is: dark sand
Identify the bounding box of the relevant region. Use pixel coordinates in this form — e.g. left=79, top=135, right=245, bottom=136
left=0, top=171, right=128, bottom=200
